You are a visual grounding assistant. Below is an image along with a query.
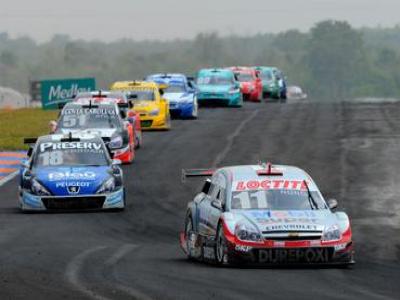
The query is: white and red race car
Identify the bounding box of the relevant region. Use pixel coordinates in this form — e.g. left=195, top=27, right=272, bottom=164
left=180, top=163, right=354, bottom=266
left=75, top=90, right=143, bottom=149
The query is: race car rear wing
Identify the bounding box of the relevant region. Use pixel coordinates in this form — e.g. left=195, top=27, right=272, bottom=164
left=181, top=168, right=216, bottom=182
left=257, top=162, right=283, bottom=176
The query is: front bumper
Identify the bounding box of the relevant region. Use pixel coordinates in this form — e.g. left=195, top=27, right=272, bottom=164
left=19, top=188, right=125, bottom=211
left=139, top=114, right=169, bottom=130
left=197, top=92, right=242, bottom=107
left=169, top=102, right=194, bottom=118
left=112, top=145, right=133, bottom=163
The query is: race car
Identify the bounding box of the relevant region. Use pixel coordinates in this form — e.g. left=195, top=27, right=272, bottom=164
left=74, top=91, right=143, bottom=149
left=19, top=133, right=125, bottom=211
left=253, top=66, right=287, bottom=102
left=180, top=163, right=354, bottom=266
left=228, top=67, right=262, bottom=102
left=145, top=73, right=198, bottom=119
left=196, top=68, right=243, bottom=107
left=110, top=81, right=171, bottom=130
left=53, top=100, right=136, bottom=164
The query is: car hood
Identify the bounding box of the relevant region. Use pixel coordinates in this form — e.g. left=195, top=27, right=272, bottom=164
left=34, top=166, right=111, bottom=196
left=226, top=210, right=336, bottom=234
left=132, top=101, right=159, bottom=113
left=58, top=128, right=118, bottom=138
left=197, top=85, right=232, bottom=93
left=164, top=92, right=193, bottom=103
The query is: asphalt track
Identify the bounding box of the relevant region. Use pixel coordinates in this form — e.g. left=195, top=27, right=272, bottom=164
left=0, top=101, right=400, bottom=300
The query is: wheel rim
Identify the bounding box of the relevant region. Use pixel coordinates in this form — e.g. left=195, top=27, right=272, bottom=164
left=216, top=227, right=225, bottom=262
left=185, top=218, right=193, bottom=255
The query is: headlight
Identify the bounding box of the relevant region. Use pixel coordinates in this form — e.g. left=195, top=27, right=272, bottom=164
left=149, top=109, right=160, bottom=116
left=234, top=222, right=263, bottom=242
left=322, top=225, right=341, bottom=242
left=97, top=177, right=116, bottom=194
left=109, top=136, right=123, bottom=149
left=31, top=178, right=51, bottom=196
left=228, top=88, right=240, bottom=94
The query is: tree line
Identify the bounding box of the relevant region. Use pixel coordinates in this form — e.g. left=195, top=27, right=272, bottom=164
left=1, top=20, right=400, bottom=101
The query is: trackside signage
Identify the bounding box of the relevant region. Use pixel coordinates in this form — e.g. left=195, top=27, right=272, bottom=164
left=40, top=78, right=96, bottom=110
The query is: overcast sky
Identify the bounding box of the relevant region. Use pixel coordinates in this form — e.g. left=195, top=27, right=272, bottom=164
left=0, top=0, right=398, bottom=42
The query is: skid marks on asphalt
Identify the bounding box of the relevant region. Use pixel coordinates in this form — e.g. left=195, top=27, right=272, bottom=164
left=66, top=244, right=152, bottom=300
left=212, top=109, right=259, bottom=167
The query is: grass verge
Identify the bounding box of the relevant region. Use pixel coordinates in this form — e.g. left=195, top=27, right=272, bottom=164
left=0, top=108, right=58, bottom=150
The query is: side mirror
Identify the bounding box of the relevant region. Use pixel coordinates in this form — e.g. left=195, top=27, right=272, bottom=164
left=112, top=159, right=122, bottom=165
left=327, top=198, right=338, bottom=210
left=27, top=147, right=33, bottom=158
left=211, top=200, right=223, bottom=210
left=201, top=179, right=211, bottom=194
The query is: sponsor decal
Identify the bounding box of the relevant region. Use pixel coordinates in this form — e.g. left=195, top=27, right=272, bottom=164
left=249, top=211, right=319, bottom=225
left=234, top=180, right=308, bottom=191
left=264, top=223, right=319, bottom=232
left=48, top=171, right=96, bottom=181
left=258, top=248, right=329, bottom=263
left=235, top=245, right=253, bottom=252
left=63, top=108, right=116, bottom=115
left=40, top=142, right=102, bottom=153
left=55, top=181, right=90, bottom=188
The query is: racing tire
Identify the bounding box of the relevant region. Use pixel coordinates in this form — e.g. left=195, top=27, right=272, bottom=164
left=184, top=214, right=198, bottom=260
left=215, top=223, right=234, bottom=266
left=190, top=101, right=198, bottom=119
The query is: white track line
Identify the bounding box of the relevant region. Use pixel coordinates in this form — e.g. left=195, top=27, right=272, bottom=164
left=0, top=170, right=18, bottom=187
left=65, top=246, right=110, bottom=300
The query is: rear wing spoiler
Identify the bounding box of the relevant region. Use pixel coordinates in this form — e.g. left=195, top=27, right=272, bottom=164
left=24, top=138, right=38, bottom=145
left=181, top=168, right=216, bottom=182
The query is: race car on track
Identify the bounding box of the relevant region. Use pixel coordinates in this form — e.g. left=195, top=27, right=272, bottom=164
left=228, top=67, right=263, bottom=102
left=196, top=68, right=243, bottom=107
left=145, top=73, right=198, bottom=119
left=110, top=81, right=171, bottom=130
left=19, top=133, right=125, bottom=211
left=180, top=163, right=354, bottom=266
left=53, top=100, right=136, bottom=164
left=253, top=66, right=287, bottom=102
left=74, top=91, right=143, bottom=149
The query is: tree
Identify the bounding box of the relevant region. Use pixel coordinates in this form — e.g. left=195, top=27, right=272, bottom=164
left=306, top=20, right=366, bottom=100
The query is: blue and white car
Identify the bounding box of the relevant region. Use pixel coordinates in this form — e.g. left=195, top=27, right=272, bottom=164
left=19, top=133, right=125, bottom=211
left=146, top=73, right=198, bottom=119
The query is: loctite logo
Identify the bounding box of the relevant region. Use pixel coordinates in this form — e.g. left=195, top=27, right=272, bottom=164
left=234, top=180, right=308, bottom=191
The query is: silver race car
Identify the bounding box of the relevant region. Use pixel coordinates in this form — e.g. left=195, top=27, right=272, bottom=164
left=180, top=163, right=354, bottom=266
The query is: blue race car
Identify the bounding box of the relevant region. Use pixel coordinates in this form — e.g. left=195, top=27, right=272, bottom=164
left=146, top=73, right=198, bottom=119
left=19, top=133, right=125, bottom=211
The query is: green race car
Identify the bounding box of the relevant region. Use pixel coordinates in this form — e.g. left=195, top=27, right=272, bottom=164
left=253, top=66, right=287, bottom=102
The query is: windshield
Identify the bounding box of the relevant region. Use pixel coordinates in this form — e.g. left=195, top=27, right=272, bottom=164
left=236, top=73, right=254, bottom=82
left=125, top=90, right=155, bottom=101
left=58, top=106, right=121, bottom=130
left=197, top=75, right=234, bottom=86
left=261, top=70, right=274, bottom=81
left=231, top=190, right=326, bottom=210
left=33, top=141, right=109, bottom=167
left=165, top=85, right=185, bottom=93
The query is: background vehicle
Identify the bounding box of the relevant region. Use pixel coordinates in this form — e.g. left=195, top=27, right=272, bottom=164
left=196, top=69, right=243, bottom=107
left=180, top=163, right=354, bottom=266
left=19, top=133, right=125, bottom=211
left=54, top=101, right=136, bottom=164
left=229, top=67, right=262, bottom=102
left=253, top=66, right=287, bottom=102
left=74, top=91, right=143, bottom=149
left=145, top=73, right=198, bottom=119
left=110, top=81, right=171, bottom=130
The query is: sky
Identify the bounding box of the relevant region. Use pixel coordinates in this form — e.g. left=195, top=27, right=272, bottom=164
left=0, top=0, right=399, bottom=42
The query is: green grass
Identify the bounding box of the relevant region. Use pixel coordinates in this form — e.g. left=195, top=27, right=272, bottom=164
left=0, top=108, right=58, bottom=150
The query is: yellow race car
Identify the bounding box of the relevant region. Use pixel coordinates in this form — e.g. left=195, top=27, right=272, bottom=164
left=110, top=81, right=171, bottom=130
